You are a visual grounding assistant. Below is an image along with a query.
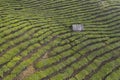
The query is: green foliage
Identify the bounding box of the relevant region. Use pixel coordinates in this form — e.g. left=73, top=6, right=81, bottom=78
left=0, top=0, right=120, bottom=80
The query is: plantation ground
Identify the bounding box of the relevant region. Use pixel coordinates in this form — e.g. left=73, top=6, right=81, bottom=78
left=0, top=0, right=120, bottom=80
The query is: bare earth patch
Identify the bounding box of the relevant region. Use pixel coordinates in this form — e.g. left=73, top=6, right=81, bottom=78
left=15, top=65, right=36, bottom=80
left=42, top=52, right=48, bottom=59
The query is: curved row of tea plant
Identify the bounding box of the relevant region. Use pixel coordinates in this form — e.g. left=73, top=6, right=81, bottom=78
left=0, top=0, right=120, bottom=80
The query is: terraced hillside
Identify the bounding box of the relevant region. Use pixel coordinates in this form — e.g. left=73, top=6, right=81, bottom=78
left=0, top=0, right=120, bottom=80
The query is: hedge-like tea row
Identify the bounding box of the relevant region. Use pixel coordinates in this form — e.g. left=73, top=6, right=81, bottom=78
left=0, top=0, right=120, bottom=80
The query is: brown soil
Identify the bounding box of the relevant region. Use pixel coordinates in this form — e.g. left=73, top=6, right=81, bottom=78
left=15, top=65, right=36, bottom=80
left=42, top=52, right=49, bottom=59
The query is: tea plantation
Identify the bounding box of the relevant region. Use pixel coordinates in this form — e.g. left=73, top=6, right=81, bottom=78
left=0, top=0, right=120, bottom=80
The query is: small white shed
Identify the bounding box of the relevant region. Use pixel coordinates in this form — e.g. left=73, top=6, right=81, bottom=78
left=72, top=24, right=84, bottom=31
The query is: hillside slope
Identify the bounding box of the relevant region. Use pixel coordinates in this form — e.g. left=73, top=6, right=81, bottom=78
left=0, top=0, right=120, bottom=80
